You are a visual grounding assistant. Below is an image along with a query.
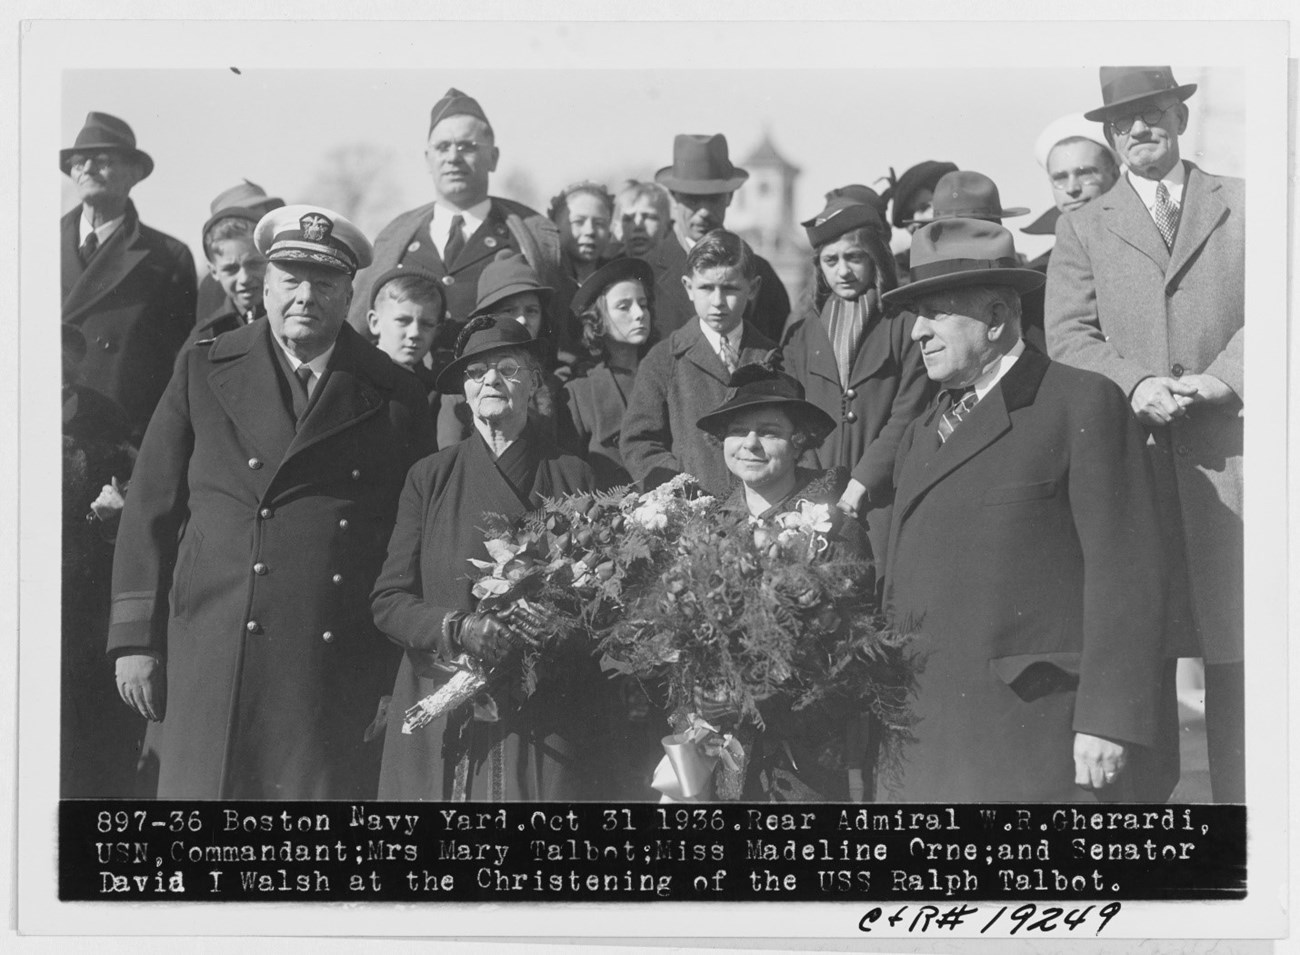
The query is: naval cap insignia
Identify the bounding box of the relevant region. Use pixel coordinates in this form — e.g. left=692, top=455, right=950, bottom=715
left=300, top=213, right=333, bottom=242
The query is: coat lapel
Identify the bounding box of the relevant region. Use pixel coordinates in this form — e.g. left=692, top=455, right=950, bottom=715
left=679, top=323, right=731, bottom=386
left=61, top=209, right=84, bottom=304
left=588, top=366, right=628, bottom=450
left=63, top=203, right=153, bottom=321
left=465, top=429, right=537, bottom=517
left=1103, top=178, right=1170, bottom=271
left=449, top=203, right=514, bottom=277
left=1166, top=163, right=1228, bottom=286
left=206, top=322, right=297, bottom=465
left=283, top=325, right=386, bottom=462
left=892, top=349, right=1049, bottom=524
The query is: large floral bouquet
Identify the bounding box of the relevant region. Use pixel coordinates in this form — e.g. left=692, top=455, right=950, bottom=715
left=402, top=475, right=714, bottom=730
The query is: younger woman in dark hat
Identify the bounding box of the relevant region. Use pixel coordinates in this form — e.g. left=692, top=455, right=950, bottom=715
left=557, top=257, right=658, bottom=489
left=693, top=363, right=870, bottom=800
left=783, top=191, right=932, bottom=577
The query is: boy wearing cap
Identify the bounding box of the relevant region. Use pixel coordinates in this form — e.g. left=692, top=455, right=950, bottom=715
left=880, top=216, right=1172, bottom=803
left=195, top=179, right=283, bottom=319
left=783, top=190, right=931, bottom=574
left=621, top=230, right=779, bottom=498
left=109, top=204, right=435, bottom=800
left=365, top=268, right=447, bottom=402
left=187, top=209, right=268, bottom=345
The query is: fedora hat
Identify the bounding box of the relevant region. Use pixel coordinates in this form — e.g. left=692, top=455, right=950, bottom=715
left=433, top=314, right=550, bottom=394
left=696, top=362, right=836, bottom=444
left=880, top=218, right=1045, bottom=308
left=210, top=179, right=284, bottom=216
left=60, top=112, right=154, bottom=179
left=907, top=170, right=1029, bottom=226
left=886, top=160, right=958, bottom=229
left=570, top=256, right=654, bottom=316
left=1083, top=66, right=1197, bottom=122
left=468, top=250, right=554, bottom=320
left=655, top=134, right=749, bottom=195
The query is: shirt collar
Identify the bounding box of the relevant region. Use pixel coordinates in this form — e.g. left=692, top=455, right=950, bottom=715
left=697, top=319, right=743, bottom=357
left=1127, top=160, right=1186, bottom=209
left=432, top=198, right=491, bottom=237
left=79, top=209, right=126, bottom=245
left=272, top=336, right=335, bottom=379
left=970, top=338, right=1025, bottom=402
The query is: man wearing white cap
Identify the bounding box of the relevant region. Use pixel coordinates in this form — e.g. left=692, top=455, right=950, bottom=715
left=1046, top=67, right=1244, bottom=802
left=1019, top=114, right=1121, bottom=349
left=108, top=205, right=435, bottom=799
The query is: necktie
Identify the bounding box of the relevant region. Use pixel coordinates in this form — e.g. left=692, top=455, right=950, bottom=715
left=79, top=231, right=99, bottom=265
left=444, top=214, right=466, bottom=268
left=292, top=365, right=314, bottom=421
left=1153, top=182, right=1180, bottom=250
left=718, top=336, right=739, bottom=375
left=937, top=388, right=977, bottom=444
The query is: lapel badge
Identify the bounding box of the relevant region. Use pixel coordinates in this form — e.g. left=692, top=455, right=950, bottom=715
left=407, top=240, right=421, bottom=252
left=484, top=237, right=498, bottom=249
left=300, top=213, right=333, bottom=243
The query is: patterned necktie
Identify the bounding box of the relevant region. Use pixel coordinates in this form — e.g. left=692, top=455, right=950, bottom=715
left=444, top=214, right=466, bottom=267
left=937, top=388, right=978, bottom=444
left=79, top=231, right=99, bottom=265
left=718, top=335, right=739, bottom=375
left=292, top=365, right=314, bottom=421
left=1153, top=182, right=1180, bottom=250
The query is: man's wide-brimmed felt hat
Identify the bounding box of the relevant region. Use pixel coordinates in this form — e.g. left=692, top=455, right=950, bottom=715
left=570, top=256, right=654, bottom=316
left=887, top=160, right=958, bottom=229
left=253, top=204, right=373, bottom=276
left=60, top=112, right=154, bottom=179
left=655, top=134, right=749, bottom=195
left=1083, top=66, right=1198, bottom=122
left=696, top=364, right=836, bottom=444
left=906, top=170, right=1029, bottom=225
left=210, top=179, right=284, bottom=216
left=801, top=194, right=889, bottom=249
left=433, top=315, right=550, bottom=394
left=880, top=218, right=1045, bottom=308
left=468, top=250, right=554, bottom=320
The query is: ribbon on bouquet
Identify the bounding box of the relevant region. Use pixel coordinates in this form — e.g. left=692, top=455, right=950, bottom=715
left=401, top=654, right=499, bottom=733
left=651, top=713, right=745, bottom=802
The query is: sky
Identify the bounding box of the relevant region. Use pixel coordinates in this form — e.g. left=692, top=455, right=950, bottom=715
left=59, top=63, right=1244, bottom=270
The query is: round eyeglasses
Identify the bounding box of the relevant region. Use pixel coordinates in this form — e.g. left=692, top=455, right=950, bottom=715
left=464, top=358, right=523, bottom=382
left=1108, top=103, right=1174, bottom=135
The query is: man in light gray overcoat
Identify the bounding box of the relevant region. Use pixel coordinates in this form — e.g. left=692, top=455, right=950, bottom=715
left=1045, top=66, right=1243, bottom=802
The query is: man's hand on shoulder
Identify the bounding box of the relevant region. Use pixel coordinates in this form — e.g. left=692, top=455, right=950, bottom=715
left=1130, top=376, right=1198, bottom=427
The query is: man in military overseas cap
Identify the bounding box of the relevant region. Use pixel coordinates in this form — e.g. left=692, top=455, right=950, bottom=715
left=108, top=204, right=435, bottom=799
left=349, top=87, right=566, bottom=335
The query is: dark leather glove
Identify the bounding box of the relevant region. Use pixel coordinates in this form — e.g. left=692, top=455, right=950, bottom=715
left=454, top=612, right=517, bottom=667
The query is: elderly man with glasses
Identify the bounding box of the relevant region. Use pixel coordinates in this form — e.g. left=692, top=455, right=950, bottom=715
left=1045, top=66, right=1245, bottom=803
left=348, top=88, right=566, bottom=336
left=60, top=112, right=196, bottom=442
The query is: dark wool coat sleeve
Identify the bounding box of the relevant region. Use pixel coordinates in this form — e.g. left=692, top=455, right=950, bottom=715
left=618, top=338, right=681, bottom=487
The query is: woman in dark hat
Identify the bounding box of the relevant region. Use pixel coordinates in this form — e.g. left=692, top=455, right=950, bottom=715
left=783, top=191, right=932, bottom=576
left=693, top=363, right=871, bottom=800
left=557, top=257, right=658, bottom=489
left=372, top=316, right=598, bottom=801
left=436, top=250, right=569, bottom=448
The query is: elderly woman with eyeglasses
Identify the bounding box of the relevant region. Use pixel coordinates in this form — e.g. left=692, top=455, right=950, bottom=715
left=372, top=315, right=598, bottom=801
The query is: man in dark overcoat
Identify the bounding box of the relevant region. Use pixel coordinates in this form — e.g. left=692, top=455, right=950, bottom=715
left=881, top=218, right=1172, bottom=802
left=1045, top=67, right=1245, bottom=802
left=61, top=112, right=197, bottom=440
left=644, top=134, right=791, bottom=342
left=108, top=204, right=435, bottom=799
left=347, top=88, right=566, bottom=335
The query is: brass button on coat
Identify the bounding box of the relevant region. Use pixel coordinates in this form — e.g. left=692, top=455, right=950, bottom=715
left=248, top=458, right=263, bottom=470
left=246, top=620, right=261, bottom=633
left=253, top=562, right=268, bottom=575
left=322, top=631, right=335, bottom=643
